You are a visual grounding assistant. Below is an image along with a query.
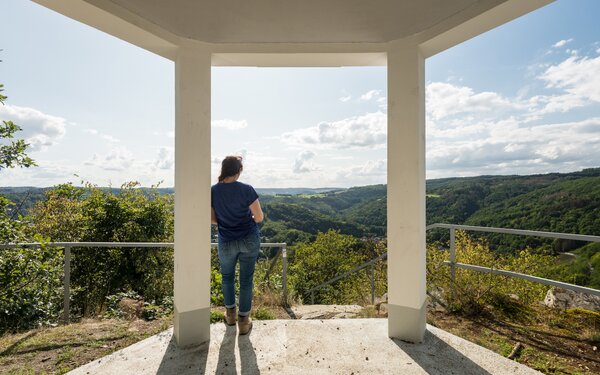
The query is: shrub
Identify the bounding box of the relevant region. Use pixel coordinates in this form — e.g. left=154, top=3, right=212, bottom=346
left=289, top=230, right=386, bottom=304
left=252, top=307, right=276, bottom=320
left=210, top=310, right=225, bottom=323
left=26, top=182, right=174, bottom=317
left=427, top=231, right=556, bottom=316
left=0, top=238, right=63, bottom=332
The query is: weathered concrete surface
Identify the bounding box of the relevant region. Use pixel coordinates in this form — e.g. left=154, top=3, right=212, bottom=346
left=291, top=304, right=363, bottom=319
left=67, top=319, right=541, bottom=375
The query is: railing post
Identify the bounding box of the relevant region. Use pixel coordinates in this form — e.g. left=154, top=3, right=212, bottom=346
left=282, top=244, right=288, bottom=307
left=370, top=263, right=376, bottom=305
left=449, top=227, right=456, bottom=303
left=63, top=245, right=71, bottom=324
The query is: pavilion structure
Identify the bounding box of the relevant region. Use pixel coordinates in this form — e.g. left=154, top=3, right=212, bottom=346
left=34, top=0, right=552, bottom=347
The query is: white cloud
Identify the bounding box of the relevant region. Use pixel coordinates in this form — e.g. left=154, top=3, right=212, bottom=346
left=339, top=95, right=352, bottom=102
left=427, top=117, right=600, bottom=176
left=212, top=119, right=248, bottom=130
left=293, top=150, right=317, bottom=173
left=281, top=111, right=386, bottom=149
left=552, top=39, right=573, bottom=48
left=82, top=128, right=120, bottom=143
left=426, top=82, right=524, bottom=120
left=538, top=54, right=600, bottom=103
left=336, top=159, right=386, bottom=181
left=0, top=104, right=67, bottom=151
left=101, top=134, right=120, bottom=143
left=155, top=147, right=174, bottom=170
left=84, top=147, right=135, bottom=171
left=360, top=90, right=381, bottom=101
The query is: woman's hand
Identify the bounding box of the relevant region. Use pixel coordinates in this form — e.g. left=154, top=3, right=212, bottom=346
left=211, top=208, right=218, bottom=225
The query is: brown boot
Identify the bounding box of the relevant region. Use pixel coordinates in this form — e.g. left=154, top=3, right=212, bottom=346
left=225, top=307, right=236, bottom=326
left=238, top=315, right=252, bottom=335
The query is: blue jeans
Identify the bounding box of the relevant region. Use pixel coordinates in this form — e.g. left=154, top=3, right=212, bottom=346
left=218, top=232, right=260, bottom=316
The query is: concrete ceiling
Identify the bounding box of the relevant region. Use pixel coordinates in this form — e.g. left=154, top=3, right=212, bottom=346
left=91, top=0, right=507, bottom=44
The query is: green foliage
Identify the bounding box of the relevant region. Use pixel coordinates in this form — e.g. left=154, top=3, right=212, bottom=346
left=104, top=290, right=172, bottom=321
left=0, top=237, right=63, bottom=332
left=289, top=230, right=386, bottom=304
left=105, top=290, right=143, bottom=319
left=25, top=182, right=175, bottom=317
left=210, top=267, right=224, bottom=306
left=0, top=83, right=36, bottom=170
left=210, top=310, right=225, bottom=324
left=252, top=307, right=276, bottom=320
left=427, top=232, right=555, bottom=315
left=0, top=195, right=23, bottom=243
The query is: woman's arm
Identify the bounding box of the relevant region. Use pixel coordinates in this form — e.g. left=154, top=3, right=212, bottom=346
left=211, top=207, right=218, bottom=225
left=249, top=199, right=264, bottom=223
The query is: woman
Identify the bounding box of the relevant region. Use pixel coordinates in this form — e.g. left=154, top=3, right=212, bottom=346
left=211, top=156, right=264, bottom=335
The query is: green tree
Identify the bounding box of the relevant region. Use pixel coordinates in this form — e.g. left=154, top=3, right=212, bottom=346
left=0, top=83, right=36, bottom=170
left=0, top=81, right=59, bottom=333
left=27, top=182, right=175, bottom=316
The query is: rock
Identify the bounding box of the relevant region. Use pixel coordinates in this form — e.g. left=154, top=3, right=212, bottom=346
left=118, top=298, right=144, bottom=320
left=544, top=287, right=600, bottom=312
left=374, top=293, right=387, bottom=306
left=427, top=287, right=447, bottom=312
left=378, top=303, right=388, bottom=314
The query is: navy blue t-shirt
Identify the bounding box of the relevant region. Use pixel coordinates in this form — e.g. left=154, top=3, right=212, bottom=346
left=211, top=181, right=259, bottom=243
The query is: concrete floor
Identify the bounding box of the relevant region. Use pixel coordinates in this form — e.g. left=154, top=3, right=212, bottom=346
left=67, top=319, right=541, bottom=375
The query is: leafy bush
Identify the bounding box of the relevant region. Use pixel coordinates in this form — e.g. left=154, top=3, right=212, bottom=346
left=210, top=310, right=225, bottom=324
left=289, top=230, right=386, bottom=304
left=26, top=182, right=174, bottom=317
left=0, top=238, right=63, bottom=332
left=427, top=231, right=555, bottom=315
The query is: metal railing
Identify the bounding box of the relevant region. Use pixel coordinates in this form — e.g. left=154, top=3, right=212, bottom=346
left=0, top=241, right=287, bottom=324
left=427, top=224, right=600, bottom=298
left=306, top=224, right=600, bottom=304
left=3, top=224, right=599, bottom=321
left=307, top=253, right=387, bottom=305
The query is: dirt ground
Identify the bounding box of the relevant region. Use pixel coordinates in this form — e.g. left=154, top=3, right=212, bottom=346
left=0, top=317, right=171, bottom=375
left=427, top=307, right=600, bottom=375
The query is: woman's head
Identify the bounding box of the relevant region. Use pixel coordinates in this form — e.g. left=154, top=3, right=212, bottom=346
left=218, top=156, right=243, bottom=182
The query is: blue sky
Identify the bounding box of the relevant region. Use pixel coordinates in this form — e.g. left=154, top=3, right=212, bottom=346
left=1, top=0, right=599, bottom=188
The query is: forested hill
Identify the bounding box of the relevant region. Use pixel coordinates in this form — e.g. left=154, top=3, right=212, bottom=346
left=260, top=168, right=600, bottom=243
left=2, top=168, right=599, bottom=244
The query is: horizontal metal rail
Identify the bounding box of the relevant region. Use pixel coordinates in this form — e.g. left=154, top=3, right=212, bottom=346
left=0, top=241, right=287, bottom=323
left=0, top=242, right=287, bottom=249
left=430, top=224, right=600, bottom=298
left=446, top=261, right=600, bottom=297
left=426, top=223, right=600, bottom=243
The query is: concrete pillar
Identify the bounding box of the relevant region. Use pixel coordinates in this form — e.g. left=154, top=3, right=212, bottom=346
left=386, top=40, right=426, bottom=343
left=174, top=46, right=212, bottom=346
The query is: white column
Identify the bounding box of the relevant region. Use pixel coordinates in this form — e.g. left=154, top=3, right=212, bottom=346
left=174, top=46, right=212, bottom=346
left=387, top=40, right=426, bottom=343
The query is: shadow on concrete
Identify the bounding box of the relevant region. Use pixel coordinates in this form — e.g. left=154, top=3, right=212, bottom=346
left=156, top=334, right=208, bottom=374
left=216, top=325, right=237, bottom=374
left=238, top=333, right=259, bottom=375
left=393, top=330, right=493, bottom=375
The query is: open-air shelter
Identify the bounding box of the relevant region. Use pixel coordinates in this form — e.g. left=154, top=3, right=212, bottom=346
left=33, top=0, right=552, bottom=347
